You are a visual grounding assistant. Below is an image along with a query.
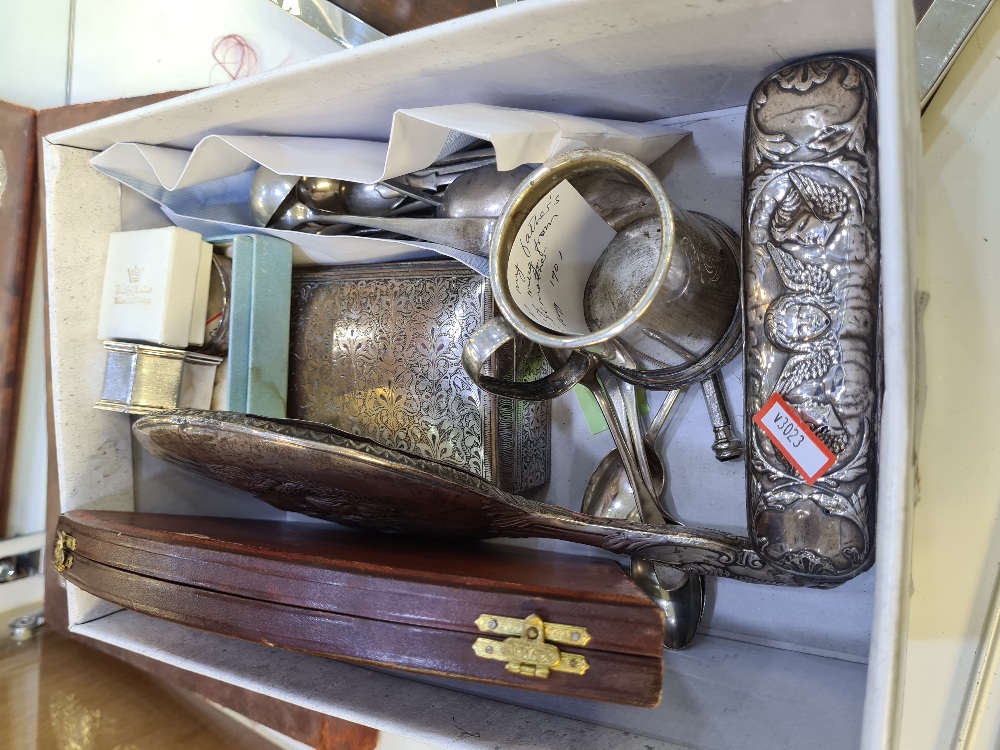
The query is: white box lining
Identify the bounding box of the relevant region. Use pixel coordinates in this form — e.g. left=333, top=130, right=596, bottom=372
left=43, top=0, right=918, bottom=746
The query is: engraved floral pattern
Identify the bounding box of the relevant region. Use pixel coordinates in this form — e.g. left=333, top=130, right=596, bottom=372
left=286, top=262, right=549, bottom=492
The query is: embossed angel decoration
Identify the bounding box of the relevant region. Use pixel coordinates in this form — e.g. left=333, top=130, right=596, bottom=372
left=763, top=170, right=851, bottom=453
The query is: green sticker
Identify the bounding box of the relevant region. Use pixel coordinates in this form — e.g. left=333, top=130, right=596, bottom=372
left=573, top=384, right=649, bottom=435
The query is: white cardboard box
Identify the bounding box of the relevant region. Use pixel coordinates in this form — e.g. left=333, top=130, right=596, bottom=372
left=42, top=1, right=918, bottom=748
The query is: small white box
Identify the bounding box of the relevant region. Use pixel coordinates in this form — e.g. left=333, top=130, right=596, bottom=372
left=96, top=226, right=204, bottom=348
left=42, top=1, right=919, bottom=748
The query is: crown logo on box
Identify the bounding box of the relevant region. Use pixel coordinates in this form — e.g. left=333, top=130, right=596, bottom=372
left=126, top=265, right=144, bottom=283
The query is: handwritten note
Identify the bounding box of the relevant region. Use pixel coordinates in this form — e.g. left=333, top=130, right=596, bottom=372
left=506, top=180, right=616, bottom=334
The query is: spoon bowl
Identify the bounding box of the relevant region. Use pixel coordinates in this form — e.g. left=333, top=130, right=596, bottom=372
left=581, top=440, right=664, bottom=521
left=578, top=387, right=705, bottom=650
left=249, top=166, right=299, bottom=228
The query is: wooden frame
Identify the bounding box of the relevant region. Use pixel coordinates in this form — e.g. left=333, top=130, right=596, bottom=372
left=0, top=100, right=37, bottom=540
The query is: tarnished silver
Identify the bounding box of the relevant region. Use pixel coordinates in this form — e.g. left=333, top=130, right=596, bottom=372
left=700, top=372, right=743, bottom=462
left=126, top=59, right=879, bottom=590
left=287, top=261, right=550, bottom=493
left=462, top=148, right=742, bottom=399
left=132, top=409, right=838, bottom=587
left=743, top=56, right=879, bottom=582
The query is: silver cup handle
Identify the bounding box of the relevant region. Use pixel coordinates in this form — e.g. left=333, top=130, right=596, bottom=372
left=462, top=318, right=591, bottom=401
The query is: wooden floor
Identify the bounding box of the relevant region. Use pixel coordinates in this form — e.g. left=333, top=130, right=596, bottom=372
left=0, top=604, right=289, bottom=750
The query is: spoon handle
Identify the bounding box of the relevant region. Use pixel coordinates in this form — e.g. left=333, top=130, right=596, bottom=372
left=645, top=389, right=681, bottom=443
left=379, top=178, right=442, bottom=208
left=522, top=507, right=831, bottom=587
left=580, top=362, right=666, bottom=528
left=293, top=211, right=494, bottom=258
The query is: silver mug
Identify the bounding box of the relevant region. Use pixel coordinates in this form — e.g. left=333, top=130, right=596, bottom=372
left=462, top=148, right=742, bottom=399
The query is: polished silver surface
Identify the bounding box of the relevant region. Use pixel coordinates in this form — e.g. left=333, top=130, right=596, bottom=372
left=580, top=390, right=680, bottom=522
left=918, top=0, right=995, bottom=106
left=299, top=176, right=439, bottom=215
left=252, top=151, right=502, bottom=232
left=255, top=162, right=527, bottom=252
left=270, top=0, right=387, bottom=49
left=629, top=557, right=704, bottom=651
left=272, top=207, right=495, bottom=253
left=743, top=56, right=879, bottom=582
left=436, top=163, right=531, bottom=219
left=288, top=261, right=550, bottom=493
left=463, top=148, right=742, bottom=399
left=249, top=166, right=299, bottom=227
left=579, top=389, right=703, bottom=649
left=576, top=355, right=665, bottom=530
left=95, top=341, right=223, bottom=414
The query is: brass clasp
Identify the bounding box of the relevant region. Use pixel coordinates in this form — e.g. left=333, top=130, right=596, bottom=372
left=52, top=531, right=76, bottom=573
left=472, top=613, right=590, bottom=678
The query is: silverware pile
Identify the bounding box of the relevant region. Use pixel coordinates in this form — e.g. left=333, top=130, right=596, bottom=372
left=158, top=53, right=882, bottom=652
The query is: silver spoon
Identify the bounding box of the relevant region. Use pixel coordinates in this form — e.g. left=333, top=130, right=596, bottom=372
left=249, top=166, right=438, bottom=227
left=578, top=357, right=703, bottom=650
left=252, top=164, right=534, bottom=255
left=596, top=387, right=704, bottom=652
left=581, top=389, right=680, bottom=520
left=298, top=175, right=441, bottom=215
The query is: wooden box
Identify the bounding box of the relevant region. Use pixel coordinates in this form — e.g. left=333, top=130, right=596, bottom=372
left=55, top=510, right=664, bottom=706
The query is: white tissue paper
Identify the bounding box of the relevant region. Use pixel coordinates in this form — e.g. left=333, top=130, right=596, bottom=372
left=90, top=104, right=686, bottom=276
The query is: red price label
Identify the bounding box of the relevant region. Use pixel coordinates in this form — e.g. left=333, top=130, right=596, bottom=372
left=752, top=392, right=836, bottom=485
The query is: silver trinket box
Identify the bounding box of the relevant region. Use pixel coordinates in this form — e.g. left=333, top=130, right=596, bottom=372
left=288, top=260, right=550, bottom=493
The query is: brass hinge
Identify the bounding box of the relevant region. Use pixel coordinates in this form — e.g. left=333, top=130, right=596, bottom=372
left=52, top=531, right=76, bottom=573
left=472, top=613, right=590, bottom=678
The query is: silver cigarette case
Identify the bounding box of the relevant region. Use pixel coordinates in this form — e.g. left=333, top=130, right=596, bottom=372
left=95, top=341, right=223, bottom=415
left=288, top=260, right=550, bottom=493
